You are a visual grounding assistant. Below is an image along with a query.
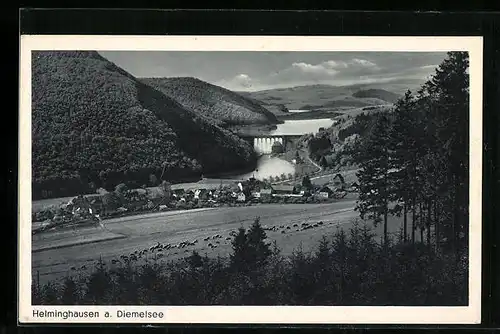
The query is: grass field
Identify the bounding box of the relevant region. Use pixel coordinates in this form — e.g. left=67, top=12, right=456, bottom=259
left=31, top=198, right=419, bottom=286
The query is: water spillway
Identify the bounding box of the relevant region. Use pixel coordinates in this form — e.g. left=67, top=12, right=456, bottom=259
left=253, top=136, right=284, bottom=154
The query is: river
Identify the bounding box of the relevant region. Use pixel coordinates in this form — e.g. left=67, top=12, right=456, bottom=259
left=233, top=118, right=335, bottom=180
left=234, top=154, right=296, bottom=180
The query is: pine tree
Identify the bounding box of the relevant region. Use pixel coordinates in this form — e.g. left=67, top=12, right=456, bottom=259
left=60, top=276, right=79, bottom=304
left=388, top=90, right=417, bottom=242
left=230, top=226, right=248, bottom=272
left=302, top=175, right=312, bottom=189
left=187, top=250, right=204, bottom=270
left=246, top=217, right=272, bottom=268
left=230, top=218, right=271, bottom=273
left=84, top=258, right=112, bottom=303
left=41, top=282, right=60, bottom=304
left=355, top=113, right=392, bottom=246
left=417, top=51, right=470, bottom=256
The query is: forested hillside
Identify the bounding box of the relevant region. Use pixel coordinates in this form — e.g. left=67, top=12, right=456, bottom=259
left=142, top=77, right=279, bottom=126
left=32, top=51, right=256, bottom=199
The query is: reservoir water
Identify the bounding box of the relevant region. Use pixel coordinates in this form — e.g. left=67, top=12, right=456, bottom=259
left=288, top=109, right=310, bottom=113
left=270, top=118, right=335, bottom=136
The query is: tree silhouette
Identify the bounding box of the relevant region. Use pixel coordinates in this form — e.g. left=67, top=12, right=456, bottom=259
left=302, top=175, right=312, bottom=189
left=246, top=217, right=272, bottom=268
left=230, top=227, right=248, bottom=272
left=187, top=250, right=204, bottom=270
left=355, top=113, right=392, bottom=247
left=230, top=217, right=271, bottom=273
left=60, top=276, right=79, bottom=304
left=388, top=90, right=418, bottom=242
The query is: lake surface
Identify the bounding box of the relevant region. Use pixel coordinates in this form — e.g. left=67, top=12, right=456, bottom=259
left=288, top=109, right=310, bottom=113
left=270, top=118, right=335, bottom=136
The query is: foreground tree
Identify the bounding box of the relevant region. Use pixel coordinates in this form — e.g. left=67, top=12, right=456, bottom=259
left=419, top=51, right=470, bottom=256
left=388, top=90, right=420, bottom=243
left=355, top=113, right=392, bottom=247
left=230, top=217, right=271, bottom=273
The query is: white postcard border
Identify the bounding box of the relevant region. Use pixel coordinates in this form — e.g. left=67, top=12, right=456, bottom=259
left=19, top=35, right=483, bottom=324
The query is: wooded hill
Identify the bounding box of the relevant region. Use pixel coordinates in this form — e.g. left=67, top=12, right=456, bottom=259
left=142, top=77, right=280, bottom=126
left=32, top=51, right=257, bottom=199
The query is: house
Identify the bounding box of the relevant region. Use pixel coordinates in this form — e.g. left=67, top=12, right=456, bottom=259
left=226, top=183, right=241, bottom=193
left=236, top=193, right=246, bottom=202
left=260, top=188, right=273, bottom=198
left=172, top=189, right=185, bottom=199
left=194, top=188, right=209, bottom=200
left=293, top=185, right=310, bottom=197
left=184, top=190, right=195, bottom=200
left=317, top=185, right=334, bottom=198
left=331, top=173, right=345, bottom=190
left=212, top=189, right=222, bottom=199
left=272, top=184, right=295, bottom=195
left=317, top=192, right=330, bottom=199
left=251, top=190, right=261, bottom=198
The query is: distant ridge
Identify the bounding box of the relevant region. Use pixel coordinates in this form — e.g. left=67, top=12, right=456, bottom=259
left=142, top=77, right=279, bottom=126
left=32, top=51, right=257, bottom=199
left=352, top=88, right=400, bottom=104
left=237, top=83, right=402, bottom=111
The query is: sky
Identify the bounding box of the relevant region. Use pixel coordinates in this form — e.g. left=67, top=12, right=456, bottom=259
left=99, top=51, right=448, bottom=93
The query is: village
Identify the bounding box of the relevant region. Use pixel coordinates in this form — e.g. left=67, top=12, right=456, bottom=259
left=32, top=172, right=358, bottom=234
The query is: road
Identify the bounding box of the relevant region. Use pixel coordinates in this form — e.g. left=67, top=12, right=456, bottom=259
left=31, top=199, right=404, bottom=285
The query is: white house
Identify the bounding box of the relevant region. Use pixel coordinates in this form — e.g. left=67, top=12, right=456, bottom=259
left=317, top=192, right=330, bottom=199
left=236, top=193, right=246, bottom=202
left=251, top=191, right=261, bottom=198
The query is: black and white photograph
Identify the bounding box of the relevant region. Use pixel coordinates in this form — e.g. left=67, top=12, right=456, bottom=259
left=19, top=36, right=482, bottom=324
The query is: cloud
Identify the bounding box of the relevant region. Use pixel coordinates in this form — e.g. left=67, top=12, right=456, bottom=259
left=290, top=59, right=352, bottom=75
left=291, top=62, right=339, bottom=76
left=351, top=58, right=378, bottom=68
left=217, top=58, right=440, bottom=92
left=221, top=73, right=253, bottom=90
left=261, top=57, right=382, bottom=87
left=293, top=58, right=379, bottom=73
left=234, top=74, right=252, bottom=86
